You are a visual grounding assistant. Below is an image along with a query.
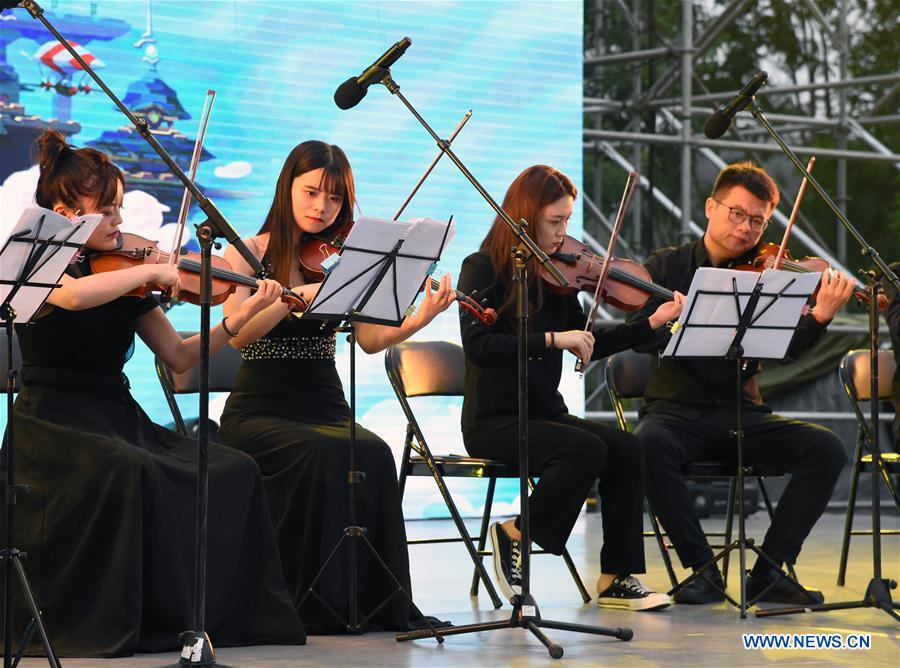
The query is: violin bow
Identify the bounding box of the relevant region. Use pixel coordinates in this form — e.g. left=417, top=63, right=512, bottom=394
left=773, top=156, right=815, bottom=269
left=393, top=110, right=472, bottom=221
left=169, top=89, right=217, bottom=263
left=575, top=170, right=639, bottom=374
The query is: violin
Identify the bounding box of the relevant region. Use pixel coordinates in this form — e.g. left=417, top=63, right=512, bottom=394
left=731, top=242, right=889, bottom=310
left=297, top=217, right=353, bottom=282
left=540, top=235, right=675, bottom=311
left=737, top=155, right=886, bottom=310
left=88, top=92, right=305, bottom=311
left=90, top=232, right=308, bottom=311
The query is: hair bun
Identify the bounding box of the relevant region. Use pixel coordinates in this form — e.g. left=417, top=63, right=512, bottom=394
left=36, top=129, right=71, bottom=174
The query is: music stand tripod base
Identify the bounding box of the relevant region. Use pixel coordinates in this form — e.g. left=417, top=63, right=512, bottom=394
left=397, top=593, right=633, bottom=659
left=663, top=268, right=821, bottom=618
left=297, top=217, right=451, bottom=640
left=755, top=274, right=899, bottom=622
left=364, top=73, right=629, bottom=658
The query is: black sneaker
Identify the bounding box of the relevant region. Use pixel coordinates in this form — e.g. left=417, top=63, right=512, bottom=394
left=672, top=566, right=726, bottom=604
left=746, top=568, right=824, bottom=605
left=597, top=575, right=671, bottom=611
left=489, top=522, right=522, bottom=601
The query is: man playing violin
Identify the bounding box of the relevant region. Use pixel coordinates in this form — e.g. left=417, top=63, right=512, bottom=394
left=627, top=161, right=855, bottom=605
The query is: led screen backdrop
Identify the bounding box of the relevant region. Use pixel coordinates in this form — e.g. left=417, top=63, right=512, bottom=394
left=0, top=0, right=583, bottom=518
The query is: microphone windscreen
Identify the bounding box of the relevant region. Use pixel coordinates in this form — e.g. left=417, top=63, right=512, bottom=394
left=703, top=110, right=732, bottom=139
left=334, top=78, right=367, bottom=110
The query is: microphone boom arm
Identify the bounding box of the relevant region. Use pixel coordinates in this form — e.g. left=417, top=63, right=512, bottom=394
left=748, top=102, right=899, bottom=292
left=378, top=74, right=568, bottom=288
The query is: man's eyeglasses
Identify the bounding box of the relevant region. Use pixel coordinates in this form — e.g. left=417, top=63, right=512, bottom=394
left=711, top=198, right=769, bottom=232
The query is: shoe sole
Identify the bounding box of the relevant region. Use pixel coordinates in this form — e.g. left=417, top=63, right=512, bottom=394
left=598, top=594, right=672, bottom=612
left=489, top=523, right=520, bottom=602
left=672, top=593, right=726, bottom=605
left=752, top=591, right=824, bottom=605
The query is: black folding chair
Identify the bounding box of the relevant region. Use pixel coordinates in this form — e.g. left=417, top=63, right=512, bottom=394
left=155, top=331, right=241, bottom=437
left=836, top=348, right=900, bottom=586
left=385, top=340, right=591, bottom=608
left=605, top=348, right=792, bottom=591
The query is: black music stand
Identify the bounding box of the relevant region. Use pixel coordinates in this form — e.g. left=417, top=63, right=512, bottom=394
left=662, top=267, right=822, bottom=618
left=298, top=216, right=449, bottom=637
left=1, top=207, right=101, bottom=668
left=743, top=97, right=900, bottom=624
left=358, top=61, right=630, bottom=660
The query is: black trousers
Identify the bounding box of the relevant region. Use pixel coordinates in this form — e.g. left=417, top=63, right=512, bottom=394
left=463, top=414, right=646, bottom=575
left=635, top=411, right=847, bottom=569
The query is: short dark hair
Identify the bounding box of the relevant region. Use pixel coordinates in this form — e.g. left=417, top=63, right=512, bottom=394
left=711, top=161, right=779, bottom=208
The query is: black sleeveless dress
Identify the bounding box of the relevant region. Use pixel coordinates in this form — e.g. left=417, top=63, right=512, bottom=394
left=219, top=310, right=415, bottom=633
left=2, top=286, right=305, bottom=656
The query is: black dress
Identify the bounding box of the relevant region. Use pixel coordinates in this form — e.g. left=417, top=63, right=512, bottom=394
left=2, top=287, right=305, bottom=657
left=218, top=311, right=415, bottom=633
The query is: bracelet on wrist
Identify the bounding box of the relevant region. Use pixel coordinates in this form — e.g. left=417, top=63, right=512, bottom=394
left=221, top=316, right=240, bottom=338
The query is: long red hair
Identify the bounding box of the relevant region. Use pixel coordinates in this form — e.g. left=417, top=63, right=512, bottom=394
left=480, top=165, right=577, bottom=320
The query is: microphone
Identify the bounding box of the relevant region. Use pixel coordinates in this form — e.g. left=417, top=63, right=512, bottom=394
left=1, top=1, right=22, bottom=10
left=334, top=37, right=412, bottom=110
left=703, top=71, right=768, bottom=139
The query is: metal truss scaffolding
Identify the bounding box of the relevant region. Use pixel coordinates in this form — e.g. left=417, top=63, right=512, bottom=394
left=580, top=0, right=899, bottom=404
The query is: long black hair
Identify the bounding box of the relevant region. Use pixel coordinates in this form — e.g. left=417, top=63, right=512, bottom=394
left=258, top=140, right=355, bottom=286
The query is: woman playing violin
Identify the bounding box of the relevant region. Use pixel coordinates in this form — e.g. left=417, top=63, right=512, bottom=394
left=218, top=140, right=454, bottom=633
left=457, top=164, right=684, bottom=610
left=5, top=130, right=305, bottom=655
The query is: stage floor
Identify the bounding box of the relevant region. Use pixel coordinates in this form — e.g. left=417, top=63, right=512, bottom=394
left=17, top=510, right=900, bottom=667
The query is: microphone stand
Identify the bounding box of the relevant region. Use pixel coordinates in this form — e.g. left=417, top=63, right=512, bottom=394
left=377, top=70, right=633, bottom=658
left=8, top=1, right=267, bottom=663
left=743, top=100, right=900, bottom=622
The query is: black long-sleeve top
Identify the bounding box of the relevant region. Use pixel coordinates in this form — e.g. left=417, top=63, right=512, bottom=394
left=625, top=238, right=828, bottom=418
left=458, top=251, right=654, bottom=430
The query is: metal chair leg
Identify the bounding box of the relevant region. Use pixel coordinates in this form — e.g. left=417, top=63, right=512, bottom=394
left=417, top=455, right=502, bottom=609
left=722, top=478, right=736, bottom=588
left=470, top=477, right=498, bottom=599
left=560, top=545, right=592, bottom=603
left=838, top=436, right=864, bottom=586
left=647, top=499, right=678, bottom=589
left=878, top=457, right=900, bottom=508
left=397, top=424, right=414, bottom=500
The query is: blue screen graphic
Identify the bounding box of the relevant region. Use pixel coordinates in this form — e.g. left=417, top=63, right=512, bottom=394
left=0, top=0, right=583, bottom=518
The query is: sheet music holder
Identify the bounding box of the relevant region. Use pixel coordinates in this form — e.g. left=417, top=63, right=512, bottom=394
left=1, top=206, right=100, bottom=668
left=303, top=215, right=454, bottom=326
left=664, top=267, right=821, bottom=360
left=1, top=207, right=101, bottom=323
left=296, top=214, right=452, bottom=637
left=662, top=266, right=823, bottom=618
